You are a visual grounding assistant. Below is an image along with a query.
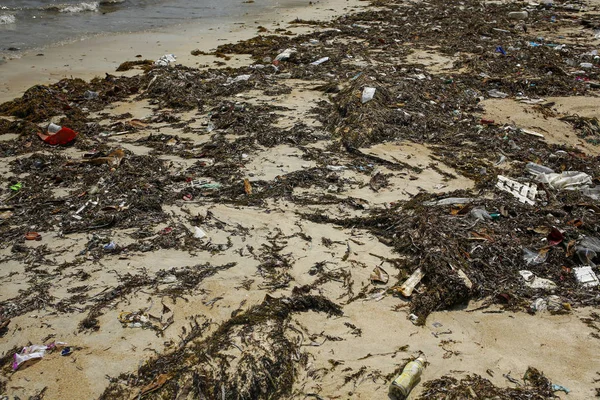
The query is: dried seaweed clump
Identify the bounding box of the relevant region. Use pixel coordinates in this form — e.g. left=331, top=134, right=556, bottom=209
left=418, top=367, right=555, bottom=399
left=328, top=73, right=408, bottom=147
left=100, top=291, right=342, bottom=400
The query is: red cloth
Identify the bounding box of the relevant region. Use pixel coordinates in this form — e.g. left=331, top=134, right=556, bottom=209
left=40, top=127, right=78, bottom=145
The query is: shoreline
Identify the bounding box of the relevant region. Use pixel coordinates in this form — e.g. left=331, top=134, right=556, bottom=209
left=0, top=0, right=364, bottom=104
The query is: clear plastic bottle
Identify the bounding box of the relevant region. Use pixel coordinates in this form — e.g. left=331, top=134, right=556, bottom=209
left=389, top=355, right=426, bottom=399
left=525, top=162, right=554, bottom=176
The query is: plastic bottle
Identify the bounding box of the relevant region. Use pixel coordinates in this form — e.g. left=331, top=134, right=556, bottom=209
left=525, top=162, right=554, bottom=176
left=389, top=355, right=426, bottom=399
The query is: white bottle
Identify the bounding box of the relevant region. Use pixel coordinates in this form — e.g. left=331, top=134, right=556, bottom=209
left=389, top=355, right=426, bottom=399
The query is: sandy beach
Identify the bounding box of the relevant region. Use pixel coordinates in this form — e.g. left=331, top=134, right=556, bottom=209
left=2, top=0, right=600, bottom=398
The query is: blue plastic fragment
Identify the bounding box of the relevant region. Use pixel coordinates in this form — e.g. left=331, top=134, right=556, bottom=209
left=552, top=384, right=571, bottom=394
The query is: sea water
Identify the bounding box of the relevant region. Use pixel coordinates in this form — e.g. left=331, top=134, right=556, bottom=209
left=0, top=0, right=300, bottom=56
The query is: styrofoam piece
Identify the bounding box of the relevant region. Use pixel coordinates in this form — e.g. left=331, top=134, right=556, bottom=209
left=574, top=266, right=600, bottom=287
left=496, top=175, right=537, bottom=205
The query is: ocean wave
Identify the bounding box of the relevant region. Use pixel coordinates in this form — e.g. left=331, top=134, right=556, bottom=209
left=0, top=14, right=16, bottom=24
left=100, top=0, right=125, bottom=3
left=45, top=2, right=100, bottom=13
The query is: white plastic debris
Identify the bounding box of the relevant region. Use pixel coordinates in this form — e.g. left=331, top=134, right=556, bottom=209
left=531, top=295, right=563, bottom=313
left=520, top=128, right=545, bottom=138
left=517, top=97, right=546, bottom=105
left=225, top=74, right=251, bottom=85
left=537, top=171, right=593, bottom=190
left=275, top=48, right=296, bottom=61
left=310, top=57, right=330, bottom=66
left=12, top=342, right=66, bottom=370
left=496, top=175, right=537, bottom=205
left=47, top=123, right=62, bottom=134
left=397, top=267, right=424, bottom=297
left=361, top=87, right=376, bottom=103
left=154, top=54, right=176, bottom=66
left=488, top=89, right=508, bottom=98
left=470, top=208, right=492, bottom=221
left=13, top=345, right=48, bottom=370
left=423, top=197, right=473, bottom=206
left=526, top=162, right=555, bottom=176
left=574, top=266, right=600, bottom=287
left=193, top=227, right=207, bottom=239
left=519, top=270, right=557, bottom=290
left=507, top=11, right=528, bottom=20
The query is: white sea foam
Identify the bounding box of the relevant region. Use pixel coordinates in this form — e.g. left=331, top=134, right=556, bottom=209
left=46, top=2, right=100, bottom=13
left=0, top=14, right=16, bottom=24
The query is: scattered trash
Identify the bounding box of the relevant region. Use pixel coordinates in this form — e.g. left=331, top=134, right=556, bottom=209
left=396, top=268, right=424, bottom=297
left=118, top=311, right=153, bottom=329
left=84, top=90, right=99, bottom=100
left=370, top=266, right=389, bottom=284
left=37, top=125, right=78, bottom=145
left=24, top=232, right=42, bottom=241
left=530, top=295, right=565, bottom=313
left=154, top=54, right=176, bottom=66
left=424, top=197, right=473, bottom=206
left=551, top=384, right=571, bottom=394
left=519, top=270, right=557, bottom=290
left=361, top=87, right=376, bottom=103
left=13, top=342, right=66, bottom=370
left=488, top=89, right=509, bottom=98
left=496, top=176, right=538, bottom=205
left=520, top=128, right=545, bottom=138
left=522, top=248, right=549, bottom=265
left=10, top=182, right=22, bottom=191
left=508, top=11, right=528, bottom=20
left=573, top=266, right=600, bottom=287
left=193, top=226, right=207, bottom=239
left=275, top=48, right=295, bottom=61
left=2, top=0, right=600, bottom=396
left=575, top=237, right=600, bottom=266
left=547, top=227, right=564, bottom=246
left=13, top=345, right=48, bottom=370
left=310, top=56, right=329, bottom=66
left=526, top=162, right=554, bottom=176
left=225, top=74, right=252, bottom=85
left=244, top=178, right=253, bottom=195
left=470, top=208, right=492, bottom=221
left=537, top=171, right=593, bottom=190
left=61, top=347, right=73, bottom=356
left=47, top=122, right=61, bottom=133
left=389, top=355, right=427, bottom=399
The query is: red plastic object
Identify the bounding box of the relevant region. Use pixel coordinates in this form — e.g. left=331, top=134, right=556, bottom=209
left=24, top=232, right=42, bottom=241
left=547, top=227, right=564, bottom=246
left=38, top=127, right=78, bottom=145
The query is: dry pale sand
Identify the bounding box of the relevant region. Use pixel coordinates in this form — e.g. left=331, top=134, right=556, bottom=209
left=2, top=1, right=600, bottom=400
